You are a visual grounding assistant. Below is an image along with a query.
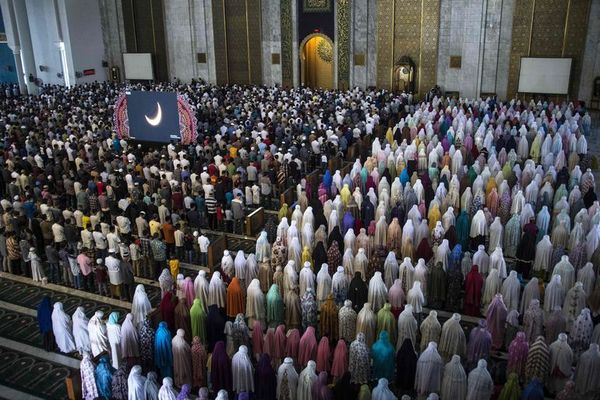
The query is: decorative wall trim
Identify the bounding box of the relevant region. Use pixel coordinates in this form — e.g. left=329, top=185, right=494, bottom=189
left=280, top=0, right=293, bottom=87
left=375, top=0, right=393, bottom=89
left=336, top=0, right=350, bottom=89
left=303, top=0, right=331, bottom=12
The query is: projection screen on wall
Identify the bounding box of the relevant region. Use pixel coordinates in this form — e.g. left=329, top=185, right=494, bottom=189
left=518, top=57, right=572, bottom=94
left=123, top=53, right=154, bottom=80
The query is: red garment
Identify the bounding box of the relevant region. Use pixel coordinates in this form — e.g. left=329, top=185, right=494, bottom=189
left=464, top=265, right=484, bottom=316
left=160, top=292, right=177, bottom=331
left=263, top=328, right=275, bottom=357
left=251, top=321, right=263, bottom=359
left=316, top=336, right=331, bottom=373
left=330, top=339, right=348, bottom=378
left=285, top=329, right=300, bottom=360
left=298, top=326, right=318, bottom=367
left=273, top=325, right=287, bottom=361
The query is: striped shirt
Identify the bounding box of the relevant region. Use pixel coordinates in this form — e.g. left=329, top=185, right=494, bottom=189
left=205, top=196, right=217, bottom=214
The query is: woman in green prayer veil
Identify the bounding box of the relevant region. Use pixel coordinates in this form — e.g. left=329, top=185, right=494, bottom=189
left=266, top=283, right=284, bottom=328
left=190, top=298, right=207, bottom=343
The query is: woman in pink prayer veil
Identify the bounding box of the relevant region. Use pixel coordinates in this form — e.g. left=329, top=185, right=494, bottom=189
left=286, top=328, right=300, bottom=360
left=316, top=336, right=331, bottom=373
left=273, top=325, right=287, bottom=366
left=263, top=328, right=276, bottom=358
left=298, top=326, right=318, bottom=367
left=251, top=321, right=263, bottom=361
left=182, top=277, right=195, bottom=308
left=331, top=339, right=348, bottom=379
left=507, top=331, right=529, bottom=379
left=486, top=293, right=508, bottom=350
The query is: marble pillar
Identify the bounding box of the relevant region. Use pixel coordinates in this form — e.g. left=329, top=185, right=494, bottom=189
left=351, top=0, right=367, bottom=88
left=579, top=0, right=600, bottom=104
left=261, top=0, right=282, bottom=86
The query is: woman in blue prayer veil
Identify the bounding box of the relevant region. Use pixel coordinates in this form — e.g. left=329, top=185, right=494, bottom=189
left=371, top=330, right=395, bottom=381
left=322, top=169, right=332, bottom=195
left=449, top=244, right=463, bottom=271
left=154, top=321, right=173, bottom=378
left=37, top=296, right=54, bottom=351
left=456, top=211, right=470, bottom=248
left=95, top=355, right=115, bottom=400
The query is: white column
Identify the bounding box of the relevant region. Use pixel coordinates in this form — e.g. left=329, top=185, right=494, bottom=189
left=6, top=0, right=37, bottom=94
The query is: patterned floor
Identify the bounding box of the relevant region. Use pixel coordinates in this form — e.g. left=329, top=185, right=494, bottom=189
left=0, top=279, right=129, bottom=318
left=0, top=345, right=74, bottom=399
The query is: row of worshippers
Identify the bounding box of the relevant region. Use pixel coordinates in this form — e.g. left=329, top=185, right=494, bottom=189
left=143, top=250, right=600, bottom=399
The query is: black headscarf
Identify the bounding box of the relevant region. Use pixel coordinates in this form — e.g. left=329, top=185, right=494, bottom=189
left=347, top=272, right=368, bottom=313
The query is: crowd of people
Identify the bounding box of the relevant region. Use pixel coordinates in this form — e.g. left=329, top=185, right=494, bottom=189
left=2, top=80, right=599, bottom=399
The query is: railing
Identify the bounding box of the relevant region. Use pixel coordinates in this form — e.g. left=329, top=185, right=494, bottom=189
left=207, top=234, right=226, bottom=272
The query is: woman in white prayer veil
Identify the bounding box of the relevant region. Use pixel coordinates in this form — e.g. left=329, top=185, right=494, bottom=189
left=327, top=210, right=338, bottom=236
left=520, top=277, right=540, bottom=315
left=482, top=268, right=501, bottom=312
left=89, top=310, right=110, bottom=359
left=415, top=220, right=430, bottom=248
left=299, top=262, right=316, bottom=298
left=194, top=270, right=209, bottom=309
left=368, top=271, right=388, bottom=313
left=354, top=248, right=368, bottom=280
left=277, top=357, right=299, bottom=400
left=374, top=216, right=388, bottom=248
left=215, top=389, right=228, bottom=400
left=288, top=237, right=302, bottom=270
left=552, top=256, right=575, bottom=292
left=586, top=225, right=600, bottom=262
left=278, top=218, right=290, bottom=245
left=287, top=221, right=300, bottom=248
left=435, top=239, right=450, bottom=271
left=158, top=377, right=178, bottom=400
left=407, top=205, right=422, bottom=229
left=255, top=231, right=271, bottom=263
left=296, top=360, right=317, bottom=400
left=488, top=217, right=503, bottom=253
left=439, top=313, right=467, bottom=360
left=291, top=205, right=303, bottom=230
left=473, top=245, right=490, bottom=276
left=533, top=236, right=553, bottom=277
left=413, top=179, right=424, bottom=204
left=548, top=333, right=573, bottom=394
left=441, top=355, right=467, bottom=400
left=400, top=219, right=415, bottom=258
left=72, top=306, right=91, bottom=355
left=208, top=271, right=227, bottom=308
left=407, top=281, right=425, bottom=314
left=415, top=342, right=443, bottom=397
left=301, top=223, right=314, bottom=251
left=283, top=261, right=298, bottom=294
left=569, top=222, right=586, bottom=252
left=356, top=229, right=371, bottom=257
left=396, top=304, right=418, bottom=350
left=466, top=359, right=493, bottom=400
left=574, top=343, right=600, bottom=398
left=398, top=257, right=415, bottom=294
left=344, top=228, right=356, bottom=255
left=578, top=262, right=596, bottom=300
left=375, top=202, right=387, bottom=224
left=221, top=251, right=234, bottom=280
left=501, top=271, right=521, bottom=311
left=106, top=312, right=121, bottom=368
left=52, top=302, right=76, bottom=353
left=316, top=264, right=332, bottom=307
left=357, top=303, right=377, bottom=348
left=544, top=274, right=565, bottom=313
left=419, top=310, right=441, bottom=352
left=131, top=284, right=152, bottom=328
left=563, top=282, right=587, bottom=325
left=372, top=378, right=397, bottom=400
left=442, top=207, right=456, bottom=231
left=246, top=279, right=266, bottom=329
left=128, top=365, right=146, bottom=399
left=470, top=209, right=488, bottom=240
left=461, top=187, right=473, bottom=214
left=383, top=252, right=399, bottom=289
left=489, top=247, right=507, bottom=279
left=342, top=248, right=355, bottom=278
left=232, top=345, right=254, bottom=393
left=234, top=251, right=247, bottom=287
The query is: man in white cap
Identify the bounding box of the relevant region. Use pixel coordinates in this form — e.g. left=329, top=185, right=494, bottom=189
left=105, top=249, right=122, bottom=299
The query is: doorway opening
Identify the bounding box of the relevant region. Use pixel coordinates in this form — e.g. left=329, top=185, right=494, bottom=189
left=299, top=33, right=334, bottom=89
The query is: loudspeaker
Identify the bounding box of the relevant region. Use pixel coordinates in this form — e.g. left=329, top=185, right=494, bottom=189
left=110, top=66, right=120, bottom=82
left=102, top=60, right=109, bottom=67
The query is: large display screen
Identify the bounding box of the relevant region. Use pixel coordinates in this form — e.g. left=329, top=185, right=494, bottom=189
left=126, top=91, right=179, bottom=143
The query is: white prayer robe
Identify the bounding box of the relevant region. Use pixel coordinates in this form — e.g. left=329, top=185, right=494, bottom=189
left=232, top=345, right=254, bottom=393
left=89, top=311, right=110, bottom=359
left=72, top=306, right=91, bottom=355
left=52, top=302, right=76, bottom=353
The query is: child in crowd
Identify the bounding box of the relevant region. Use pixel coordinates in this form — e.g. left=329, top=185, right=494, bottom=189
left=95, top=258, right=109, bottom=296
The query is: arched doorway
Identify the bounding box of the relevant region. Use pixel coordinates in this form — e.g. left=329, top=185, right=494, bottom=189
left=299, top=33, right=334, bottom=89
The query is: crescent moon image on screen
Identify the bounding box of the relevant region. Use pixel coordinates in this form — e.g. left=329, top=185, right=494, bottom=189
left=145, top=102, right=162, bottom=126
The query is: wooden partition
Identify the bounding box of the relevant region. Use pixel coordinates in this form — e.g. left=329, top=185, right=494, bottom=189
left=245, top=207, right=265, bottom=236
left=208, top=234, right=226, bottom=272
